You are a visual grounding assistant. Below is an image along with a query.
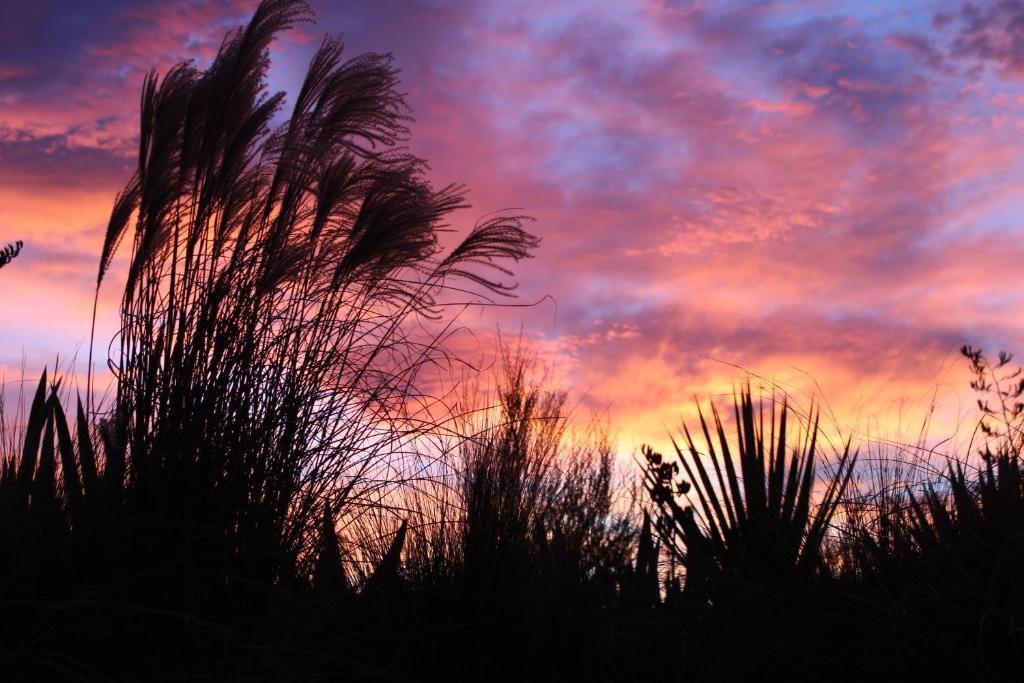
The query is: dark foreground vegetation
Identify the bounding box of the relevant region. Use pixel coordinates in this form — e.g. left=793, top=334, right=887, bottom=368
left=3, top=1, right=1024, bottom=680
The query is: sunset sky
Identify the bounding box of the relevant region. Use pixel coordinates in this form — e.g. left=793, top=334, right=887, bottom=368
left=3, top=0, right=1024, bottom=453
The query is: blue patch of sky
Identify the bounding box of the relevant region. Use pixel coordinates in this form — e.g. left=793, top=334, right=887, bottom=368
left=690, top=1, right=939, bottom=106
left=531, top=114, right=687, bottom=197
left=919, top=166, right=1024, bottom=249
left=570, top=278, right=667, bottom=323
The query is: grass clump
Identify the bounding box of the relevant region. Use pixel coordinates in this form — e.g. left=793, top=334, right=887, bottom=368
left=4, top=0, right=1024, bottom=680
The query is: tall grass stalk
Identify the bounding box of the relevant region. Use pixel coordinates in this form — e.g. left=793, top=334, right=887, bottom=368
left=87, top=0, right=537, bottom=612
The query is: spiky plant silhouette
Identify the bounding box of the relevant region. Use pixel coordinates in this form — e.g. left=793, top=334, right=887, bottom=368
left=0, top=372, right=115, bottom=533
left=642, top=389, right=857, bottom=599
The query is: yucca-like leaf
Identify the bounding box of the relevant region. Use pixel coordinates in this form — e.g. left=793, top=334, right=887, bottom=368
left=313, top=502, right=349, bottom=593
left=365, top=519, right=408, bottom=594
left=631, top=511, right=661, bottom=605
left=902, top=453, right=1024, bottom=561
left=30, top=400, right=59, bottom=521
left=17, top=371, right=48, bottom=508
left=50, top=392, right=84, bottom=523
left=75, top=395, right=99, bottom=497
left=643, top=387, right=857, bottom=591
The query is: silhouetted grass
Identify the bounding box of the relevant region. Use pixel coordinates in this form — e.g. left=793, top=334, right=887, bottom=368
left=303, top=348, right=640, bottom=681
left=3, top=0, right=1024, bottom=680
left=95, top=0, right=536, bottom=621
